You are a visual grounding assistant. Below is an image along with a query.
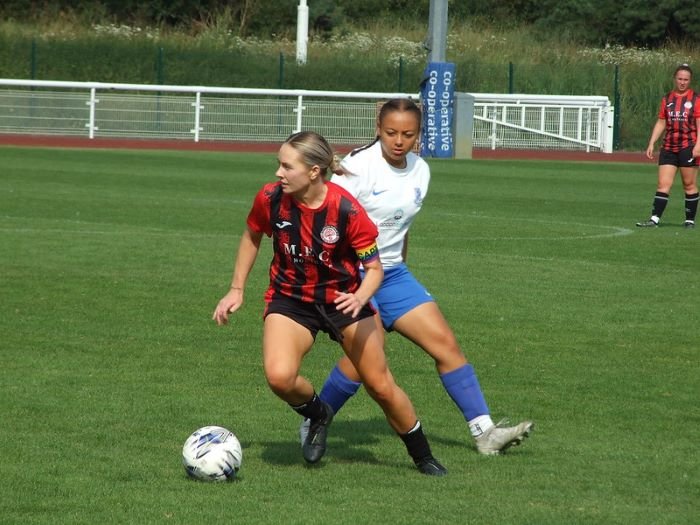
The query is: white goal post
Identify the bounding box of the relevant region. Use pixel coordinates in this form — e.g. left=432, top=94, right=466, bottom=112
left=0, top=78, right=613, bottom=154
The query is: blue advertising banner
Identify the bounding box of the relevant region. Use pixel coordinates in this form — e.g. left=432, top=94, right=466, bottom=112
left=419, top=62, right=455, bottom=158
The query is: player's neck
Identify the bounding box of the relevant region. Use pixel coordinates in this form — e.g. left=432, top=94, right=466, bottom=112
left=383, top=154, right=407, bottom=169
left=294, top=181, right=327, bottom=209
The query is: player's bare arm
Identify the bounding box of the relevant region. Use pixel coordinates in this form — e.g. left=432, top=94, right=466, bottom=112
left=334, top=258, right=383, bottom=317
left=213, top=227, right=263, bottom=325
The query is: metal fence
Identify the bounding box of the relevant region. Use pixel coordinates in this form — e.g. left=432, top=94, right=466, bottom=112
left=472, top=93, right=613, bottom=152
left=0, top=79, right=613, bottom=152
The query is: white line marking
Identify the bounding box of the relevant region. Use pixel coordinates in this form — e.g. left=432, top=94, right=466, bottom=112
left=431, top=212, right=634, bottom=240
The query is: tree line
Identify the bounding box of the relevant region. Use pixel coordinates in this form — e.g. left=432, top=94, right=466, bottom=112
left=3, top=1, right=699, bottom=46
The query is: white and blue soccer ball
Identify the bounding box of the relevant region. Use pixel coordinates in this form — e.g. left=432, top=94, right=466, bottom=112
left=182, top=425, right=243, bottom=481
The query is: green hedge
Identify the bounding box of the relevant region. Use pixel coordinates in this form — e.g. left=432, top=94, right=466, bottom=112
left=0, top=34, right=677, bottom=150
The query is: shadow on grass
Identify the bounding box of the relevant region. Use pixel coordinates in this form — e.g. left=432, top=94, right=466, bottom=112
left=257, top=416, right=467, bottom=467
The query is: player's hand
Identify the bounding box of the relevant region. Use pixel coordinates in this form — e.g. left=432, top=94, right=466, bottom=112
left=212, top=288, right=243, bottom=325
left=333, top=291, right=364, bottom=318
left=692, top=143, right=700, bottom=160
left=645, top=145, right=655, bottom=160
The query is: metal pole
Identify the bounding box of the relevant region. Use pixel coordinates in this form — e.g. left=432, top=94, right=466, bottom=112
left=30, top=39, right=37, bottom=79
left=613, top=64, right=621, bottom=150
left=156, top=47, right=164, bottom=131
left=156, top=47, right=164, bottom=84
left=86, top=88, right=97, bottom=139
left=294, top=95, right=304, bottom=132
left=278, top=52, right=285, bottom=88
left=296, top=0, right=309, bottom=65
left=426, top=0, right=448, bottom=63
left=192, top=92, right=202, bottom=142
left=277, top=53, right=285, bottom=133
left=508, top=62, right=514, bottom=94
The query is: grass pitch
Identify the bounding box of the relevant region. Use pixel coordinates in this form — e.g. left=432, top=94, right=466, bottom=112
left=0, top=146, right=697, bottom=524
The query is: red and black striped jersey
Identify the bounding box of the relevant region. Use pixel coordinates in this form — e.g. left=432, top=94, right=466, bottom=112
left=658, top=89, right=700, bottom=152
left=247, top=181, right=379, bottom=304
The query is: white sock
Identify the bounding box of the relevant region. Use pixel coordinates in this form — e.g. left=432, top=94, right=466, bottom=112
left=407, top=420, right=421, bottom=434
left=468, top=415, right=495, bottom=437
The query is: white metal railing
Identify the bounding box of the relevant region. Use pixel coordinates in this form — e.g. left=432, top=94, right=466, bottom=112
left=472, top=93, right=613, bottom=153
left=0, top=79, right=613, bottom=152
left=0, top=79, right=419, bottom=145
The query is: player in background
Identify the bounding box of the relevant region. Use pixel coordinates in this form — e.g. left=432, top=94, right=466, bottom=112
left=302, top=98, right=534, bottom=455
left=213, top=131, right=447, bottom=476
left=637, top=63, right=700, bottom=228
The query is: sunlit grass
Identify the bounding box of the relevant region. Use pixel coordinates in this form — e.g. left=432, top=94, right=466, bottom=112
left=1, top=146, right=697, bottom=524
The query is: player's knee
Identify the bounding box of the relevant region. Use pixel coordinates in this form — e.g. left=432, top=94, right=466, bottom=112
left=428, top=333, right=465, bottom=367
left=435, top=331, right=460, bottom=352
left=264, top=368, right=296, bottom=396
left=363, top=373, right=395, bottom=405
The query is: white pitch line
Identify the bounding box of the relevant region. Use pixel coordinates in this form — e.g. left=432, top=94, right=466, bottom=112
left=429, top=212, right=634, bottom=240
left=449, top=227, right=633, bottom=241
left=0, top=213, right=634, bottom=241
left=0, top=226, right=238, bottom=240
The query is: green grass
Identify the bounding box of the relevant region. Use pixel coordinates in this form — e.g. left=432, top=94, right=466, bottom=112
left=1, top=146, right=697, bottom=524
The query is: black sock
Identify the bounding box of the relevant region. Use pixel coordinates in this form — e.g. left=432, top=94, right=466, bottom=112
left=399, top=421, right=433, bottom=463
left=685, top=192, right=699, bottom=222
left=290, top=393, right=326, bottom=421
left=652, top=191, right=670, bottom=219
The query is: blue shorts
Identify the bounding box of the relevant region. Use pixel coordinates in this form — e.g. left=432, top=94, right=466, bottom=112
left=366, top=263, right=434, bottom=331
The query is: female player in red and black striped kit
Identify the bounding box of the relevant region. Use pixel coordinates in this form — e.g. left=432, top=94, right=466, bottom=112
left=212, top=131, right=446, bottom=476
left=637, top=63, right=700, bottom=228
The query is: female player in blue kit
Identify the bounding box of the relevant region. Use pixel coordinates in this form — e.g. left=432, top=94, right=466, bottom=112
left=302, top=99, right=534, bottom=455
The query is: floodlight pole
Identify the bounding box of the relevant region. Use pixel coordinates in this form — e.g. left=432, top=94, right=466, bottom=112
left=421, top=0, right=467, bottom=160
left=426, top=0, right=448, bottom=62
left=296, top=0, right=309, bottom=65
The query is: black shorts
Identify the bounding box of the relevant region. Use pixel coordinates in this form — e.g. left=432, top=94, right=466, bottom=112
left=659, top=146, right=698, bottom=167
left=264, top=294, right=376, bottom=342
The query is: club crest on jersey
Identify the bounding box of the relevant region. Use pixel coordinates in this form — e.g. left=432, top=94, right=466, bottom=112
left=685, top=101, right=693, bottom=109
left=320, top=225, right=340, bottom=244
left=414, top=188, right=423, bottom=205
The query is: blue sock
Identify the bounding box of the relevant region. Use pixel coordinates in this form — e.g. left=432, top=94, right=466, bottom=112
left=319, top=365, right=362, bottom=414
left=440, top=364, right=490, bottom=421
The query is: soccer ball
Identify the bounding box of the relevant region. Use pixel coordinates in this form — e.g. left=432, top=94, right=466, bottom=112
left=182, top=425, right=243, bottom=481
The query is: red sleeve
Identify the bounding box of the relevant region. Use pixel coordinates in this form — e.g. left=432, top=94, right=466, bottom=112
left=658, top=96, right=668, bottom=120
left=246, top=185, right=272, bottom=237
left=345, top=197, right=379, bottom=264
